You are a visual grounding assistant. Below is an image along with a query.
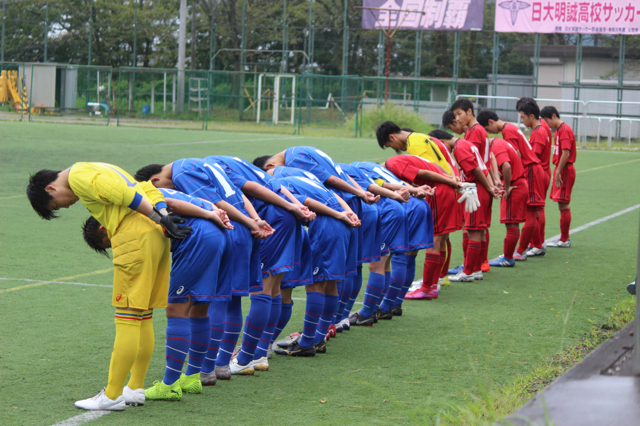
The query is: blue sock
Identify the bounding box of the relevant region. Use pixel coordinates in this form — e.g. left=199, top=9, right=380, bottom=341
left=237, top=294, right=271, bottom=366
left=394, top=255, right=416, bottom=307
left=344, top=265, right=363, bottom=317
left=274, top=301, right=293, bottom=341
left=254, top=294, right=281, bottom=360
left=335, top=278, right=352, bottom=323
left=163, top=317, right=190, bottom=385
left=380, top=256, right=408, bottom=312
left=314, top=294, right=339, bottom=344
left=202, top=301, right=226, bottom=374
left=299, top=291, right=324, bottom=348
left=215, top=296, right=243, bottom=368
left=384, top=271, right=391, bottom=295
left=185, top=316, right=210, bottom=376
left=360, top=271, right=385, bottom=317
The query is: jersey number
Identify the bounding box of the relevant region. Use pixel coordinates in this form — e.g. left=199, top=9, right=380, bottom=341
left=204, top=163, right=236, bottom=197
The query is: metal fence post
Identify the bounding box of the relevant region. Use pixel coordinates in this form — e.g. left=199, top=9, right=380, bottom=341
left=413, top=31, right=422, bottom=113
left=209, top=0, right=215, bottom=71
left=44, top=0, right=49, bottom=62
left=616, top=35, right=626, bottom=140
left=533, top=33, right=541, bottom=98
left=452, top=32, right=460, bottom=102
left=281, top=0, right=288, bottom=73
left=573, top=34, right=582, bottom=140
left=377, top=31, right=384, bottom=105
left=1, top=0, right=5, bottom=64
left=633, top=209, right=640, bottom=375
left=341, top=0, right=348, bottom=117
left=491, top=32, right=499, bottom=109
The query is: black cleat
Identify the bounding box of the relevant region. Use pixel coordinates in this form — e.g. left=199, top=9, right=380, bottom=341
left=275, top=333, right=301, bottom=348
left=391, top=305, right=403, bottom=316
left=349, top=312, right=374, bottom=326
left=274, top=341, right=316, bottom=357
left=377, top=309, right=393, bottom=320
left=313, top=340, right=327, bottom=354
left=373, top=311, right=379, bottom=323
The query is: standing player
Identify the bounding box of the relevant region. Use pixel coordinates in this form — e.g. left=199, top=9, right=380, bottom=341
left=27, top=163, right=191, bottom=411
left=540, top=106, right=576, bottom=247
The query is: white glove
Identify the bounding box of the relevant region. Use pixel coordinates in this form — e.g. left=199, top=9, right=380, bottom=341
left=457, top=183, right=481, bottom=213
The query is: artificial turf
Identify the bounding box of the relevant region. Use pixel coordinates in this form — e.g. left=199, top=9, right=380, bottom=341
left=0, top=121, right=638, bottom=425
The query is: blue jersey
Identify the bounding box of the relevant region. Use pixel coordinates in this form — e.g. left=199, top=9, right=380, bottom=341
left=339, top=163, right=376, bottom=190
left=158, top=188, right=215, bottom=212
left=269, top=174, right=343, bottom=212
left=171, top=158, right=246, bottom=211
left=351, top=161, right=408, bottom=187
left=205, top=155, right=277, bottom=212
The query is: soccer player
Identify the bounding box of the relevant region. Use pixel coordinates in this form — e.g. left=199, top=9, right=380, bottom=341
left=540, top=106, right=576, bottom=247
left=135, top=159, right=274, bottom=379
left=81, top=188, right=233, bottom=401
left=428, top=130, right=500, bottom=282
left=382, top=154, right=462, bottom=299
left=477, top=110, right=546, bottom=261
left=517, top=100, right=552, bottom=257
left=486, top=138, right=529, bottom=267
left=27, top=163, right=191, bottom=411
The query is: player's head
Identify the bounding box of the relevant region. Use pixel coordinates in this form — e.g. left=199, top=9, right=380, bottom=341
left=476, top=110, right=501, bottom=134
left=540, top=106, right=561, bottom=128
left=27, top=169, right=77, bottom=220
left=516, top=96, right=536, bottom=111
left=135, top=164, right=173, bottom=188
left=518, top=100, right=540, bottom=128
left=401, top=127, right=415, bottom=133
left=376, top=121, right=406, bottom=153
left=442, top=110, right=463, bottom=134
left=253, top=155, right=281, bottom=171
left=450, top=98, right=474, bottom=127
left=82, top=216, right=111, bottom=257
left=429, top=129, right=454, bottom=142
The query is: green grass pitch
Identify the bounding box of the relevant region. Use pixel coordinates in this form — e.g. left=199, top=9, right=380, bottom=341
left=0, top=122, right=639, bottom=425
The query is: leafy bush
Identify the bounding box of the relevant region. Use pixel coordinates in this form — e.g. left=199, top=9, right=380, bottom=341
left=345, top=103, right=434, bottom=138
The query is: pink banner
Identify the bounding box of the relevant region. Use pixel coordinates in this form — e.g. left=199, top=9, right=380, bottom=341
left=494, top=0, right=640, bottom=34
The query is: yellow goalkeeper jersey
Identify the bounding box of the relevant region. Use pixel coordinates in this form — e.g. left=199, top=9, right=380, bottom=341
left=68, top=162, right=166, bottom=238
left=406, top=132, right=453, bottom=175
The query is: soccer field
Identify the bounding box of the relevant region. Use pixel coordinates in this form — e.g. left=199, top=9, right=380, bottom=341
left=1, top=121, right=639, bottom=426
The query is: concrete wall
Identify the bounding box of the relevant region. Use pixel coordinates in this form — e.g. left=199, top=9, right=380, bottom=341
left=20, top=63, right=56, bottom=107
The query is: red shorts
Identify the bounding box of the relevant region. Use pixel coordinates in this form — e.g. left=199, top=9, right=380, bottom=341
left=550, top=164, right=575, bottom=203
left=500, top=178, right=528, bottom=224
left=537, top=169, right=551, bottom=211
left=464, top=184, right=493, bottom=231
left=525, top=163, right=546, bottom=207
left=456, top=194, right=464, bottom=231
left=426, top=185, right=461, bottom=236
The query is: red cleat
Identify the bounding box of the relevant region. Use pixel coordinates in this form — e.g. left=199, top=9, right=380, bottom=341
left=427, top=288, right=439, bottom=299
left=327, top=324, right=337, bottom=339
left=481, top=260, right=491, bottom=272
left=405, top=289, right=433, bottom=300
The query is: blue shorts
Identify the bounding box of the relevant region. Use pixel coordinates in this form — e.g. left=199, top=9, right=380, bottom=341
left=281, top=225, right=313, bottom=289
left=403, top=197, right=434, bottom=252
left=348, top=198, right=364, bottom=266
left=360, top=202, right=381, bottom=263
left=376, top=198, right=407, bottom=256
left=308, top=214, right=350, bottom=282
left=169, top=218, right=225, bottom=304
left=258, top=204, right=297, bottom=278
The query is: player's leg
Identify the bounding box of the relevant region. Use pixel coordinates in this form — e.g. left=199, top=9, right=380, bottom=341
left=548, top=164, right=574, bottom=247
left=356, top=257, right=387, bottom=321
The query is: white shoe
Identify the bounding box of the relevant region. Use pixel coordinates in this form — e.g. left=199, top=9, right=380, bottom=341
left=229, top=357, right=254, bottom=375
left=449, top=271, right=475, bottom=282
left=409, top=277, right=423, bottom=292
left=525, top=246, right=546, bottom=257
left=339, top=318, right=350, bottom=331
left=513, top=250, right=527, bottom=261
left=436, top=283, right=441, bottom=291
left=267, top=343, right=273, bottom=359
left=252, top=356, right=269, bottom=371
left=472, top=271, right=483, bottom=280
left=122, top=386, right=144, bottom=406
left=74, top=388, right=125, bottom=411
left=547, top=239, right=571, bottom=248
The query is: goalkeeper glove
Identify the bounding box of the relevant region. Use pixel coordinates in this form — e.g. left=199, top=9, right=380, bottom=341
left=457, top=183, right=481, bottom=213
left=149, top=208, right=192, bottom=240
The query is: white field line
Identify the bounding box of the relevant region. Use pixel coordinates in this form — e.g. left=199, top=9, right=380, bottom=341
left=0, top=277, right=112, bottom=288
left=545, top=203, right=640, bottom=244
left=51, top=411, right=111, bottom=426
left=138, top=135, right=303, bottom=147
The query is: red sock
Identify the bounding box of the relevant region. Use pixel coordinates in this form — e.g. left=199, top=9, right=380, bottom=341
left=441, top=240, right=452, bottom=278
left=532, top=208, right=545, bottom=249
left=438, top=250, right=448, bottom=280
left=517, top=209, right=537, bottom=254
left=483, top=230, right=490, bottom=262
left=434, top=252, right=446, bottom=286
left=462, top=232, right=469, bottom=257
left=421, top=252, right=441, bottom=291
left=480, top=239, right=488, bottom=267
left=464, top=241, right=482, bottom=275
left=503, top=227, right=520, bottom=259
left=560, top=209, right=571, bottom=241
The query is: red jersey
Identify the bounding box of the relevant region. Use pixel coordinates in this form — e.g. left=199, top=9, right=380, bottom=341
left=453, top=138, right=488, bottom=183
left=386, top=155, right=448, bottom=187
left=432, top=137, right=459, bottom=178
left=541, top=119, right=552, bottom=144
left=553, top=122, right=577, bottom=165
left=464, top=123, right=490, bottom=166
left=490, top=138, right=526, bottom=184
left=529, top=124, right=551, bottom=174
left=501, top=122, right=540, bottom=166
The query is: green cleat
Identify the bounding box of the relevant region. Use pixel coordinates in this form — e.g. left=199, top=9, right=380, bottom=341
left=144, top=380, right=182, bottom=401
left=179, top=373, right=202, bottom=394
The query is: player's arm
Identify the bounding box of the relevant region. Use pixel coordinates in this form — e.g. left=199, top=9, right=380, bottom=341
left=165, top=198, right=233, bottom=230
left=471, top=168, right=499, bottom=198
left=334, top=193, right=361, bottom=227
left=279, top=186, right=315, bottom=221
left=500, top=162, right=514, bottom=199
left=366, top=183, right=408, bottom=202
left=415, top=169, right=461, bottom=189
left=243, top=194, right=274, bottom=238
left=325, top=175, right=378, bottom=204
left=303, top=198, right=360, bottom=228
left=215, top=199, right=273, bottom=239
left=555, top=149, right=571, bottom=188
left=241, top=180, right=313, bottom=221
left=489, top=153, right=503, bottom=190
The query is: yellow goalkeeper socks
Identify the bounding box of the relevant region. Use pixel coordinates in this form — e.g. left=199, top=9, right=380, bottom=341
left=104, top=310, right=143, bottom=400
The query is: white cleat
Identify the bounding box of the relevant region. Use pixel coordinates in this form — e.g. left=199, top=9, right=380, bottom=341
left=512, top=250, right=527, bottom=261
left=409, top=278, right=423, bottom=292
left=122, top=386, right=144, bottom=406
left=449, top=271, right=475, bottom=282
left=229, top=357, right=255, bottom=375
left=74, top=388, right=125, bottom=411
left=252, top=356, right=269, bottom=371
left=525, top=246, right=546, bottom=257
left=267, top=343, right=273, bottom=359
left=472, top=271, right=483, bottom=281
left=547, top=239, right=571, bottom=248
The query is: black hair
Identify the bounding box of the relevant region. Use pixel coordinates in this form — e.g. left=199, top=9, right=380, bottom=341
left=27, top=169, right=61, bottom=220
left=252, top=155, right=273, bottom=171
left=375, top=121, right=402, bottom=149
left=450, top=98, right=474, bottom=115
left=82, top=216, right=110, bottom=258
left=429, top=129, right=454, bottom=141
left=476, top=110, right=499, bottom=127
left=518, top=100, right=540, bottom=120
left=441, top=110, right=456, bottom=128
left=401, top=127, right=415, bottom=133
left=134, top=164, right=164, bottom=182
left=516, top=96, right=536, bottom=111
left=540, top=106, right=560, bottom=119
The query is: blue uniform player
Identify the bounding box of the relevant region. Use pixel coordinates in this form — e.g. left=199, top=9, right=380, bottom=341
left=135, top=159, right=274, bottom=380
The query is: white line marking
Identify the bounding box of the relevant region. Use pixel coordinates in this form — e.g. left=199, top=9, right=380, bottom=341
left=51, top=411, right=111, bottom=426
left=0, top=277, right=112, bottom=288
left=291, top=297, right=362, bottom=305
left=545, top=203, right=640, bottom=243
left=138, top=136, right=303, bottom=147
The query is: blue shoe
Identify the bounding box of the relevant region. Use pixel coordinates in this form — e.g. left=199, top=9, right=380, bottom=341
left=488, top=255, right=515, bottom=267
left=448, top=265, right=464, bottom=275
